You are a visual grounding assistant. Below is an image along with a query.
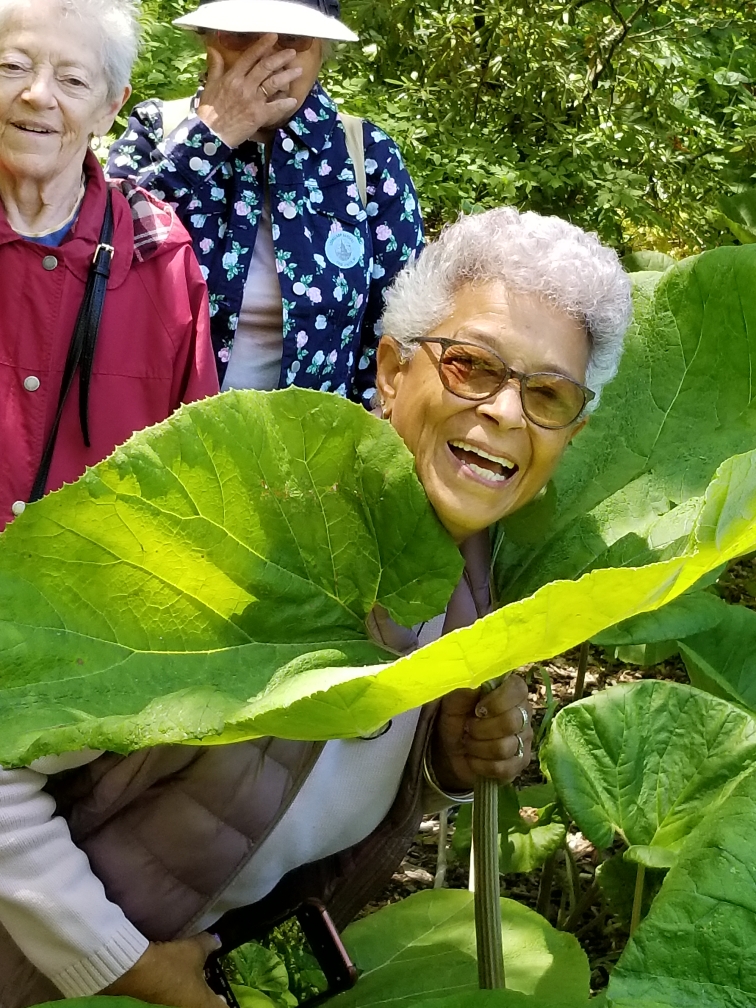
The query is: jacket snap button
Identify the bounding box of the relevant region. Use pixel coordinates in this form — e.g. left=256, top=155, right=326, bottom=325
left=11, top=501, right=26, bottom=516
left=23, top=375, right=40, bottom=391
left=41, top=255, right=58, bottom=271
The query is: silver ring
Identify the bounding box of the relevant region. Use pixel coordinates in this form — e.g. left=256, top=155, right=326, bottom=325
left=518, top=705, right=529, bottom=731
left=516, top=733, right=525, bottom=759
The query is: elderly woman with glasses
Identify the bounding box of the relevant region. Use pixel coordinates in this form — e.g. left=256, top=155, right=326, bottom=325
left=0, top=207, right=630, bottom=1008
left=106, top=0, right=424, bottom=406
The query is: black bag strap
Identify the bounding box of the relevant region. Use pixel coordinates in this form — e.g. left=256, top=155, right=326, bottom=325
left=28, top=189, right=115, bottom=504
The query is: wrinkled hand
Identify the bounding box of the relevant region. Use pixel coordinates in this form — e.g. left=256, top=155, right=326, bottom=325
left=432, top=674, right=533, bottom=791
left=103, top=932, right=225, bottom=1008
left=197, top=33, right=302, bottom=147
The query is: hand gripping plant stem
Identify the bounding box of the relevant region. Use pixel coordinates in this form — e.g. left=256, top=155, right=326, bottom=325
left=473, top=680, right=505, bottom=989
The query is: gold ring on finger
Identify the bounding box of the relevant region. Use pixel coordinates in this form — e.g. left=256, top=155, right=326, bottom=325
left=516, top=733, right=525, bottom=759
left=260, top=82, right=271, bottom=99
left=517, top=705, right=529, bottom=731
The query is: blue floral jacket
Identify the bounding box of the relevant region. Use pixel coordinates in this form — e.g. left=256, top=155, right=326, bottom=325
left=107, top=84, right=424, bottom=402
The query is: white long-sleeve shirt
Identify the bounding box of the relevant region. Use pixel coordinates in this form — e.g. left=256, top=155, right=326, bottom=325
left=0, top=709, right=420, bottom=996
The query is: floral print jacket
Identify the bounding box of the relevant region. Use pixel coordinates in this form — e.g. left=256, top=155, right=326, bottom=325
left=107, top=83, right=424, bottom=402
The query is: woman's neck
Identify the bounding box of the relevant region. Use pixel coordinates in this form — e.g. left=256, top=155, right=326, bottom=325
left=0, top=160, right=86, bottom=236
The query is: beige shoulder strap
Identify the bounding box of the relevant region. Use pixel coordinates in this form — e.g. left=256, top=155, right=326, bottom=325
left=161, top=96, right=193, bottom=139
left=338, top=112, right=366, bottom=207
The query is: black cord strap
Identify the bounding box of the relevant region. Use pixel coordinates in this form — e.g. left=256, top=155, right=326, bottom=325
left=28, top=189, right=114, bottom=504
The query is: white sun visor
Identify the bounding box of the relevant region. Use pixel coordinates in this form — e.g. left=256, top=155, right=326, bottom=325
left=174, top=0, right=359, bottom=42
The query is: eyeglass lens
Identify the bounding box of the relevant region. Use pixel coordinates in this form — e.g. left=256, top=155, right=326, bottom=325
left=438, top=343, right=586, bottom=428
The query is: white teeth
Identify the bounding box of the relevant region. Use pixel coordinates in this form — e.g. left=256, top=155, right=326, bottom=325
left=449, top=440, right=516, bottom=470
left=467, top=462, right=509, bottom=483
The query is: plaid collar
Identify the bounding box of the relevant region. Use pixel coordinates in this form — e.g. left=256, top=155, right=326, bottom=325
left=109, top=178, right=174, bottom=263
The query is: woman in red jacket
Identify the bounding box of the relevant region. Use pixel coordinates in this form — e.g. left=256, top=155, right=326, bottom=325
left=0, top=0, right=218, bottom=530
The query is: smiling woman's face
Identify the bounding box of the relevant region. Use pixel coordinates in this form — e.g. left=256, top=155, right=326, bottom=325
left=377, top=281, right=591, bottom=542
left=0, top=0, right=124, bottom=186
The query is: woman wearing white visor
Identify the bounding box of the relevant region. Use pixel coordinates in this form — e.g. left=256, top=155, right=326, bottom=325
left=107, top=0, right=424, bottom=406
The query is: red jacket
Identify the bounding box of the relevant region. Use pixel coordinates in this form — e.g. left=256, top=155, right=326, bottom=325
left=0, top=152, right=218, bottom=530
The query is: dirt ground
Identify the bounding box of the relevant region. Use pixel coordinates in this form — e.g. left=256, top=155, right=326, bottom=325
left=359, top=554, right=756, bottom=995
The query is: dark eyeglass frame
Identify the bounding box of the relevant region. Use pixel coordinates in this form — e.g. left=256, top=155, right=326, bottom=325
left=414, top=337, right=595, bottom=430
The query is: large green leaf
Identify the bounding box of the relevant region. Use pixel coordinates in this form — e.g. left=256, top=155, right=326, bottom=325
left=5, top=410, right=756, bottom=765
left=324, top=889, right=590, bottom=1008
left=494, top=245, right=756, bottom=603
left=0, top=389, right=462, bottom=765
left=679, top=602, right=756, bottom=709
left=608, top=763, right=756, bottom=1007
left=542, top=680, right=756, bottom=865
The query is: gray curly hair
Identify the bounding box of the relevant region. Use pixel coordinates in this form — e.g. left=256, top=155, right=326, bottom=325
left=382, top=206, right=633, bottom=411
left=0, top=0, right=141, bottom=102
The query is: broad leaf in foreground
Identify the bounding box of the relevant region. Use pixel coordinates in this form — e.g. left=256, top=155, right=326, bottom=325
left=608, top=763, right=756, bottom=1008
left=541, top=680, right=756, bottom=866
left=324, top=889, right=589, bottom=1008
left=494, top=245, right=756, bottom=603
left=0, top=388, right=462, bottom=766
left=5, top=417, right=756, bottom=764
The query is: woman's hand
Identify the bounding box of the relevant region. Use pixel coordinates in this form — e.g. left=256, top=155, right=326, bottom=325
left=102, top=933, right=226, bottom=1008
left=431, top=674, right=533, bottom=791
left=197, top=33, right=302, bottom=147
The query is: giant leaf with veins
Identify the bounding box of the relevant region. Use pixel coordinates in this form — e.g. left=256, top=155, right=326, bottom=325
left=494, top=246, right=756, bottom=603
left=5, top=386, right=756, bottom=766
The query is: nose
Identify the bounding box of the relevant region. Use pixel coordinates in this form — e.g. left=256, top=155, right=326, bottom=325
left=476, top=379, right=527, bottom=429
left=23, top=69, right=55, bottom=107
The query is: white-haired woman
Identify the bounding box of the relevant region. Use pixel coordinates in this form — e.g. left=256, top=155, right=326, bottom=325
left=0, top=0, right=218, bottom=531
left=0, top=208, right=631, bottom=1008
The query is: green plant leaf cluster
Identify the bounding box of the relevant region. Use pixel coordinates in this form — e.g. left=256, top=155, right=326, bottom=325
left=607, top=756, right=756, bottom=1006
left=126, top=1, right=756, bottom=252
left=541, top=678, right=756, bottom=1005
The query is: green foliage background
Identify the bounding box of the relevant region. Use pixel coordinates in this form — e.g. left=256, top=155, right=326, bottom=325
left=130, top=0, right=756, bottom=253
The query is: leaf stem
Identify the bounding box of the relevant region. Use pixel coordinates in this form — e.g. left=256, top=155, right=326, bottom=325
left=630, top=863, right=646, bottom=935
left=572, top=642, right=590, bottom=702
left=536, top=851, right=558, bottom=920
left=434, top=809, right=449, bottom=889
left=473, top=775, right=504, bottom=989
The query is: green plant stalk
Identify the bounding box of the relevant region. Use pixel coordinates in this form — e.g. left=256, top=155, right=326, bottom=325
left=434, top=809, right=449, bottom=889
left=630, top=863, right=646, bottom=935
left=473, top=775, right=504, bottom=988
left=572, top=642, right=590, bottom=702
left=473, top=681, right=504, bottom=989
left=537, top=665, right=558, bottom=746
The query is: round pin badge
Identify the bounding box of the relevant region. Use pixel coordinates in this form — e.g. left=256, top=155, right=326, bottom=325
left=325, top=230, right=362, bottom=270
